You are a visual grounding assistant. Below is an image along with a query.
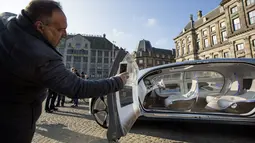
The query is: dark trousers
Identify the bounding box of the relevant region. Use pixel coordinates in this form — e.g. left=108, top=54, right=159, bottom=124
left=73, top=98, right=78, bottom=106
left=2, top=115, right=36, bottom=143
left=45, top=90, right=58, bottom=110
left=56, top=94, right=65, bottom=106
left=0, top=102, right=42, bottom=143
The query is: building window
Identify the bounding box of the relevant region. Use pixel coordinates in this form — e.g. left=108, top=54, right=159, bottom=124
left=85, top=43, right=88, bottom=48
left=162, top=54, right=165, bottom=58
left=148, top=59, right=153, bottom=64
left=197, top=41, right=200, bottom=50
left=80, top=49, right=88, bottom=55
left=73, top=56, right=81, bottom=62
left=91, top=57, right=96, bottom=63
left=214, top=54, right=219, bottom=58
left=97, top=58, right=102, bottom=63
left=248, top=10, right=255, bottom=24
left=75, top=43, right=81, bottom=49
left=157, top=61, right=160, bottom=65
left=139, top=59, right=143, bottom=64
left=211, top=26, right=216, bottom=32
left=98, top=51, right=102, bottom=57
left=233, top=18, right=241, bottom=31
left=188, top=37, right=191, bottom=42
left=67, top=49, right=73, bottom=54
left=223, top=52, right=229, bottom=58
left=231, top=6, right=238, bottom=14
left=187, top=45, right=191, bottom=53
left=66, top=56, right=72, bottom=62
left=236, top=43, right=244, bottom=51
left=252, top=39, right=255, bottom=47
left=183, top=46, right=186, bottom=54
left=91, top=50, right=96, bottom=56
left=177, top=42, right=181, bottom=47
left=83, top=57, right=88, bottom=62
left=212, top=35, right=217, bottom=45
left=104, top=51, right=109, bottom=57
left=221, top=31, right=227, bottom=41
left=204, top=39, right=209, bottom=48
left=203, top=30, right=208, bottom=36
left=247, top=0, right=255, bottom=6
left=196, top=33, right=200, bottom=40
left=220, top=22, right=226, bottom=28
left=104, top=58, right=109, bottom=63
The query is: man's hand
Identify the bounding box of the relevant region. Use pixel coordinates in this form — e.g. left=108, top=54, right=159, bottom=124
left=116, top=72, right=129, bottom=84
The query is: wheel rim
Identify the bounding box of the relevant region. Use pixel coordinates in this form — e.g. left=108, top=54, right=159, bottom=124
left=92, top=96, right=109, bottom=128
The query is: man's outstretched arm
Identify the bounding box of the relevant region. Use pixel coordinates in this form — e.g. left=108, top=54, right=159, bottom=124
left=36, top=59, right=127, bottom=98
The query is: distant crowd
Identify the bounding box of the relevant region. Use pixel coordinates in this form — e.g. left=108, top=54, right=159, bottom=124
left=45, top=67, right=89, bottom=113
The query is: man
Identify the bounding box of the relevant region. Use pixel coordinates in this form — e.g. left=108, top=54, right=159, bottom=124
left=0, top=0, right=129, bottom=143
left=71, top=68, right=80, bottom=107
left=45, top=89, right=59, bottom=112
left=56, top=92, right=65, bottom=107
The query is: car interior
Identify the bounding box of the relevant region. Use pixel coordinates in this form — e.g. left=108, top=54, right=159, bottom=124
left=140, top=62, right=255, bottom=116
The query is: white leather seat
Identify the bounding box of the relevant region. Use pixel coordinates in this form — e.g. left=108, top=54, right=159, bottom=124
left=164, top=79, right=199, bottom=110
left=153, top=79, right=181, bottom=98
left=205, top=79, right=255, bottom=114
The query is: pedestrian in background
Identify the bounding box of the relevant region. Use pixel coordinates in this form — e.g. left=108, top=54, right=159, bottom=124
left=71, top=68, right=80, bottom=107
left=44, top=89, right=58, bottom=113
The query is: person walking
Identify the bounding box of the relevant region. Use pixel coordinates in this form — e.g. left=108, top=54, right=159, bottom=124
left=56, top=93, right=65, bottom=107
left=71, top=68, right=80, bottom=107
left=0, top=0, right=129, bottom=143
left=44, top=89, right=58, bottom=113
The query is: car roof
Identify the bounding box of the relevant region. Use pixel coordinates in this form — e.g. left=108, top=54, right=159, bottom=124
left=137, top=58, right=255, bottom=80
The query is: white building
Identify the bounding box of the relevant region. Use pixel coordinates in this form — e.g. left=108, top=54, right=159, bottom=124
left=56, top=34, right=121, bottom=79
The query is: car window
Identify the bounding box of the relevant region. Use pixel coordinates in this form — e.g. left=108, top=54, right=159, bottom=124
left=144, top=72, right=183, bottom=94
left=185, top=71, right=224, bottom=93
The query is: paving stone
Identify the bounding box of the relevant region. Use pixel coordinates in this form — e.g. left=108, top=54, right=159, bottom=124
left=32, top=101, right=255, bottom=143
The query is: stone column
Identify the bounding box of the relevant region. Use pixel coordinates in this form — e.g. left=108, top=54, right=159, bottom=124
left=239, top=0, right=248, bottom=29
left=71, top=55, right=74, bottom=68
left=207, top=27, right=212, bottom=47
left=244, top=37, right=252, bottom=58
left=231, top=41, right=237, bottom=58
left=144, top=53, right=147, bottom=68
left=81, top=56, right=83, bottom=72
left=210, top=53, right=213, bottom=58
left=220, top=50, right=224, bottom=58
left=199, top=30, right=204, bottom=50
left=215, top=21, right=221, bottom=43
left=87, top=49, right=91, bottom=76
left=185, top=38, right=188, bottom=55
left=225, top=6, right=233, bottom=35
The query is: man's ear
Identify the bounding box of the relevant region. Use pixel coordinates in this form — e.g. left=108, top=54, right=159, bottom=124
left=34, top=21, right=44, bottom=33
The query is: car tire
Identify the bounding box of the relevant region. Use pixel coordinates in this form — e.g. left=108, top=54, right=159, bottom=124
left=91, top=96, right=109, bottom=129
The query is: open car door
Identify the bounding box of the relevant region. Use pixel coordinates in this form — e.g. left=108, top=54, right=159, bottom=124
left=107, top=53, right=140, bottom=142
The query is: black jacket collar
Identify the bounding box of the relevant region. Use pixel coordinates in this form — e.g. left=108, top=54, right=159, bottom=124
left=16, top=10, right=62, bottom=57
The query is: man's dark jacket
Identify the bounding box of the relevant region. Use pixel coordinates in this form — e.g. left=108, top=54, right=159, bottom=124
left=0, top=10, right=124, bottom=143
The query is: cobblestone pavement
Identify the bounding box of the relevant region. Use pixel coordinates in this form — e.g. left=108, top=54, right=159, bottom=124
left=33, top=101, right=255, bottom=143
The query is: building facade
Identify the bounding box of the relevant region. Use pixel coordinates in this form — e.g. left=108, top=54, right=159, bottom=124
left=174, top=0, right=255, bottom=62
left=56, top=34, right=120, bottom=79
left=133, top=39, right=176, bottom=69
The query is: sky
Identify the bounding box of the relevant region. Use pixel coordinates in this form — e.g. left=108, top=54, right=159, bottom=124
left=0, top=0, right=222, bottom=52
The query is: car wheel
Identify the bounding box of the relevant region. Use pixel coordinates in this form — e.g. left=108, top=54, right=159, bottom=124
left=91, top=96, right=109, bottom=129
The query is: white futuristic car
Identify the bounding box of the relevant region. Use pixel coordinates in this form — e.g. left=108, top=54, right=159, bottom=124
left=89, top=52, right=255, bottom=142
